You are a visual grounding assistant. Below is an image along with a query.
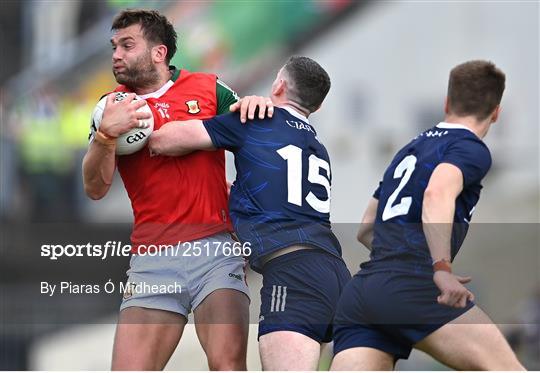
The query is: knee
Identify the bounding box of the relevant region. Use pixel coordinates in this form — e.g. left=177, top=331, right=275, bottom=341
left=207, top=350, right=246, bottom=371
left=207, top=357, right=246, bottom=371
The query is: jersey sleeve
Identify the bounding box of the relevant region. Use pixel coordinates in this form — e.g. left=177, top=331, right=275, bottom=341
left=216, top=79, right=239, bottom=115
left=373, top=181, right=383, bottom=199
left=202, top=112, right=247, bottom=151
left=440, top=137, right=492, bottom=187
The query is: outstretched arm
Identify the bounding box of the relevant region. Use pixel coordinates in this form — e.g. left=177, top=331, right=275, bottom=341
left=149, top=95, right=274, bottom=157
left=148, top=120, right=214, bottom=157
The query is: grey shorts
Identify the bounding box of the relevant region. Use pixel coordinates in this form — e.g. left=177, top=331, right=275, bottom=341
left=120, top=232, right=250, bottom=317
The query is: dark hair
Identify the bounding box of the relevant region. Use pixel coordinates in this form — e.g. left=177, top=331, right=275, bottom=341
left=111, top=9, right=177, bottom=64
left=283, top=56, right=331, bottom=113
left=447, top=60, right=506, bottom=120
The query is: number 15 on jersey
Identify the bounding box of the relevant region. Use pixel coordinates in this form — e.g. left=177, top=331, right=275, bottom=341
left=277, top=144, right=331, bottom=214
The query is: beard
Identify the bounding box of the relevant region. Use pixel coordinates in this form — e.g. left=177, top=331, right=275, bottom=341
left=113, top=50, right=160, bottom=89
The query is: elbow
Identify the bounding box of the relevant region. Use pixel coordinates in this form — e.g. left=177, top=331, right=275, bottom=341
left=84, top=185, right=106, bottom=200
left=423, top=186, right=442, bottom=202
left=357, top=230, right=367, bottom=244
left=86, top=190, right=105, bottom=201
left=422, top=190, right=437, bottom=222
left=422, top=187, right=451, bottom=221
left=357, top=233, right=373, bottom=251
left=358, top=236, right=368, bottom=248
left=357, top=223, right=373, bottom=247
left=423, top=187, right=446, bottom=209
left=357, top=233, right=371, bottom=249
left=81, top=153, right=113, bottom=200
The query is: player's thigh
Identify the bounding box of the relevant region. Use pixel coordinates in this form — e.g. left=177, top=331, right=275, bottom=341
left=112, top=306, right=187, bottom=371
left=331, top=347, right=394, bottom=371
left=194, top=288, right=250, bottom=370
left=414, top=305, right=525, bottom=371
left=259, top=330, right=321, bottom=371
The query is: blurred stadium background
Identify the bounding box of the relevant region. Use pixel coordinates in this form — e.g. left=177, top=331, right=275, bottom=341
left=0, top=0, right=538, bottom=370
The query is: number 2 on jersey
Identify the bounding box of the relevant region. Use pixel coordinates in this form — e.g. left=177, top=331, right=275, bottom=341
left=277, top=145, right=330, bottom=213
left=382, top=155, right=417, bottom=221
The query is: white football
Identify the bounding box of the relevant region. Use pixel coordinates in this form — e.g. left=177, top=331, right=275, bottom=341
left=91, top=92, right=154, bottom=155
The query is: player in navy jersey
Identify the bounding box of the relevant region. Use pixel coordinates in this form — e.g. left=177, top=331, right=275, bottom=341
left=149, top=56, right=351, bottom=370
left=331, top=60, right=524, bottom=370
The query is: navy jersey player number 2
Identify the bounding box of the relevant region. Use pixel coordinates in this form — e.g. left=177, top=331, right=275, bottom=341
left=362, top=123, right=491, bottom=276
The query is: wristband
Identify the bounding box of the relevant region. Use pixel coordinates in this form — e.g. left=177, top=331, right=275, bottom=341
left=95, top=129, right=117, bottom=146
left=432, top=258, right=452, bottom=273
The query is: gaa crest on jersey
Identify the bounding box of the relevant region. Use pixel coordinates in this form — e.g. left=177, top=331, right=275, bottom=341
left=185, top=100, right=201, bottom=114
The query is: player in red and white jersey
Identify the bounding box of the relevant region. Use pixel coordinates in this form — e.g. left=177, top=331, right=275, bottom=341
left=82, top=9, right=273, bottom=371
left=114, top=68, right=235, bottom=250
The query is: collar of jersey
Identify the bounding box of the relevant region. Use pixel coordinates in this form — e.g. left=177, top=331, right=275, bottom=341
left=436, top=122, right=474, bottom=134
left=137, top=66, right=179, bottom=100
left=281, top=105, right=309, bottom=123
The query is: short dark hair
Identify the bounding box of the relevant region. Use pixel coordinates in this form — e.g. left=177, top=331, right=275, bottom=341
left=111, top=9, right=177, bottom=64
left=283, top=56, right=331, bottom=113
left=447, top=60, right=506, bottom=120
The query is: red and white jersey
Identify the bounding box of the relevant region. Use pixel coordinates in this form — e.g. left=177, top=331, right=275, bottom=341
left=112, top=69, right=234, bottom=251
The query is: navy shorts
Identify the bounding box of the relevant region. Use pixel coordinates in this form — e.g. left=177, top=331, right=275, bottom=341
left=258, top=249, right=351, bottom=343
left=333, top=271, right=474, bottom=360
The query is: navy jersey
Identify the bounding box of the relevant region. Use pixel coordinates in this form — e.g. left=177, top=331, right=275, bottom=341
left=361, top=122, right=492, bottom=276
left=203, top=107, right=342, bottom=272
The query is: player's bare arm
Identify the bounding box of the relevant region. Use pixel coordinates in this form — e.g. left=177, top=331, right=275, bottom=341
left=150, top=95, right=275, bottom=156
left=357, top=197, right=378, bottom=250
left=230, top=95, right=274, bottom=123
left=82, top=93, right=152, bottom=199
left=82, top=139, right=116, bottom=200
left=422, top=163, right=474, bottom=308
left=148, top=120, right=214, bottom=156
